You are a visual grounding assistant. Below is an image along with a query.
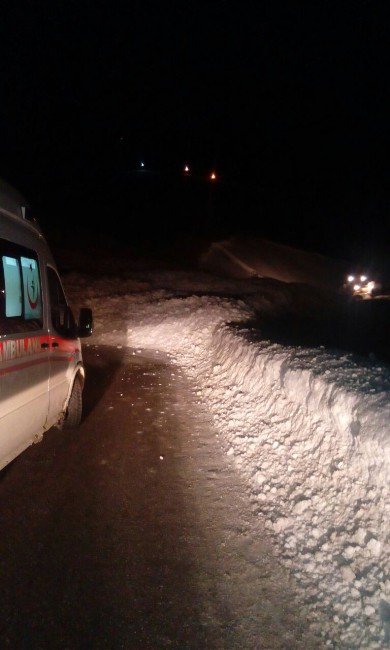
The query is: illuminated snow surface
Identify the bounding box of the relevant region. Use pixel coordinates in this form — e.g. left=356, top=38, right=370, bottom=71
left=66, top=269, right=390, bottom=648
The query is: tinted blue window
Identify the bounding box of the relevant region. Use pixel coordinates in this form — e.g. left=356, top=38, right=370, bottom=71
left=2, top=256, right=22, bottom=317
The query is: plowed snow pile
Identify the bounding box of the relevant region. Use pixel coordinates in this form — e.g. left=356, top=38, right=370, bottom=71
left=65, top=268, right=389, bottom=647
left=126, top=294, right=390, bottom=648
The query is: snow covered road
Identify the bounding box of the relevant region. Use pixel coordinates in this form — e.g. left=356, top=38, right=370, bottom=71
left=65, top=268, right=390, bottom=648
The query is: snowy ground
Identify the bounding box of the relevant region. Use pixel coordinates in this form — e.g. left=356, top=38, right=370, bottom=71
left=200, top=236, right=348, bottom=289
left=65, top=265, right=390, bottom=648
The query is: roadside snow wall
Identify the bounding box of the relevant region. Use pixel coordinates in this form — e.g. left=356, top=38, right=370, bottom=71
left=128, top=295, right=390, bottom=648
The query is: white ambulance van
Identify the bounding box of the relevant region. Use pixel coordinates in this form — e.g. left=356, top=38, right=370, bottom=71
left=0, top=180, right=93, bottom=470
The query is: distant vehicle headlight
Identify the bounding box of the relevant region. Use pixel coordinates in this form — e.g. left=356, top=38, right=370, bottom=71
left=345, top=273, right=377, bottom=298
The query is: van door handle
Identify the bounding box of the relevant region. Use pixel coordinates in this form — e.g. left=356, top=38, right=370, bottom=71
left=52, top=342, right=59, bottom=348
left=41, top=342, right=49, bottom=349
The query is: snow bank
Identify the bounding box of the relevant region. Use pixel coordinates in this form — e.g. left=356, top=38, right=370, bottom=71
left=64, top=265, right=389, bottom=646
left=128, top=295, right=390, bottom=648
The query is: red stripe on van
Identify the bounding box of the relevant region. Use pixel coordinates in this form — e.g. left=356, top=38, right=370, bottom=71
left=0, top=357, right=48, bottom=376
left=51, top=356, right=75, bottom=363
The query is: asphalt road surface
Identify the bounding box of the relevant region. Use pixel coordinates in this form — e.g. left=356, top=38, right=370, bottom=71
left=0, top=345, right=319, bottom=649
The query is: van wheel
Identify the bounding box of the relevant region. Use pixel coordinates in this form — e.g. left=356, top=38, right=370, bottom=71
left=61, top=376, right=83, bottom=429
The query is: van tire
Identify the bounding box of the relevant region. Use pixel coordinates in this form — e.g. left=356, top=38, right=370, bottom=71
left=61, top=376, right=83, bottom=429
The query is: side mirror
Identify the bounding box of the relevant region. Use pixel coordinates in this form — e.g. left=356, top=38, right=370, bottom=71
left=78, top=308, right=93, bottom=338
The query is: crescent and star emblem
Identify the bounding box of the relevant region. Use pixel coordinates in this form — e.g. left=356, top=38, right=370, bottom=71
left=26, top=264, right=39, bottom=310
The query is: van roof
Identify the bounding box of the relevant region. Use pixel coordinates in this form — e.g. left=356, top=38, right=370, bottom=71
left=0, top=178, right=43, bottom=236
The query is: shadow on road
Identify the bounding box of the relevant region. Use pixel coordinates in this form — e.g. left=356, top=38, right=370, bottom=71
left=81, top=344, right=126, bottom=418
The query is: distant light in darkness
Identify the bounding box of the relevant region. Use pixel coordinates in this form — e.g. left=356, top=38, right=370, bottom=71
left=184, top=165, right=190, bottom=173
left=210, top=172, right=216, bottom=180
left=140, top=161, right=145, bottom=168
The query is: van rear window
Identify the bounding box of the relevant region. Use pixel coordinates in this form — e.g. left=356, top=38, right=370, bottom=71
left=0, top=240, right=43, bottom=334
left=3, top=256, right=22, bottom=317
left=21, top=257, right=42, bottom=320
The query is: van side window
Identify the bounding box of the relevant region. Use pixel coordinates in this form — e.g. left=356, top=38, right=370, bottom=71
left=0, top=239, right=43, bottom=334
left=47, top=267, right=76, bottom=338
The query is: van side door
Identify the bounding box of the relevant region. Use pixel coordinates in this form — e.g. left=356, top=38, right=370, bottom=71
left=46, top=266, right=79, bottom=426
left=0, top=240, right=50, bottom=467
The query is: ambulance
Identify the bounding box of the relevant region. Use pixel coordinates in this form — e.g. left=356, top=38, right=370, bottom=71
left=0, top=180, right=93, bottom=470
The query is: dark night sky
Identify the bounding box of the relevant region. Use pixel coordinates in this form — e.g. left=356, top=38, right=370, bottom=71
left=0, top=1, right=389, bottom=259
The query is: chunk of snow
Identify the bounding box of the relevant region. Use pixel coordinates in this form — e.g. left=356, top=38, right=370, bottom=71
left=341, top=567, right=356, bottom=583
left=367, top=538, right=381, bottom=557
left=273, top=518, right=294, bottom=533
left=293, top=499, right=310, bottom=515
